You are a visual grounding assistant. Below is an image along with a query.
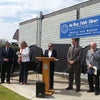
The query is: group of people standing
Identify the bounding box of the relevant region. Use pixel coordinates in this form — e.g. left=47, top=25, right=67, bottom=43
left=0, top=41, right=57, bottom=90
left=0, top=41, right=30, bottom=85
left=66, top=38, right=100, bottom=95
left=0, top=39, right=100, bottom=95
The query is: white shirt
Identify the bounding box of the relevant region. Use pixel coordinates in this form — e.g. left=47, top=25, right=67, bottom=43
left=48, top=50, right=52, bottom=57
left=20, top=47, right=30, bottom=62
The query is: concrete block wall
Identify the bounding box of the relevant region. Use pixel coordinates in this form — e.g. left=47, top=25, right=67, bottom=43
left=41, top=10, right=76, bottom=51
left=19, top=20, right=37, bottom=46
left=19, top=0, right=100, bottom=49
left=80, top=2, right=100, bottom=48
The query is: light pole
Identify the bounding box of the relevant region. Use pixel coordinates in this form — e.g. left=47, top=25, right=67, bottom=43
left=36, top=12, right=43, bottom=47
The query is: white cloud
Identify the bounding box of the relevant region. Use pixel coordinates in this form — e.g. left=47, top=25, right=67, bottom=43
left=0, top=22, right=18, bottom=41
left=19, top=13, right=37, bottom=22
left=0, top=0, right=88, bottom=42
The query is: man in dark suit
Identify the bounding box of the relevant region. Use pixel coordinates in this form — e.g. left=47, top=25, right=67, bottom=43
left=44, top=43, right=57, bottom=89
left=66, top=38, right=82, bottom=92
left=1, top=42, right=13, bottom=84
left=29, top=45, right=43, bottom=73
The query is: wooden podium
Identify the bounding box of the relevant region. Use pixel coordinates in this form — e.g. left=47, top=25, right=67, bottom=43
left=35, top=57, right=56, bottom=95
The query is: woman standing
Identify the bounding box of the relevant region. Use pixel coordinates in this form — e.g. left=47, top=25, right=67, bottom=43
left=44, top=43, right=57, bottom=89
left=18, top=41, right=30, bottom=85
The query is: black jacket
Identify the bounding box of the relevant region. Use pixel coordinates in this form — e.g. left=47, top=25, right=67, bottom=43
left=44, top=49, right=57, bottom=66
left=1, top=47, right=14, bottom=63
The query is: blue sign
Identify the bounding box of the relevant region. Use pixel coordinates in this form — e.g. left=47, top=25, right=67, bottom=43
left=60, top=15, right=100, bottom=38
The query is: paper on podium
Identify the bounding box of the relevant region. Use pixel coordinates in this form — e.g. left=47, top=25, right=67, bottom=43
left=55, top=58, right=59, bottom=61
left=93, top=66, right=97, bottom=75
left=51, top=57, right=59, bottom=61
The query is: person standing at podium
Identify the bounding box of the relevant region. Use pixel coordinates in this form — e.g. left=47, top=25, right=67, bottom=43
left=44, top=43, right=57, bottom=89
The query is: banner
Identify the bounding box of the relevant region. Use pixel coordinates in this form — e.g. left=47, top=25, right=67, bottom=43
left=60, top=15, right=100, bottom=38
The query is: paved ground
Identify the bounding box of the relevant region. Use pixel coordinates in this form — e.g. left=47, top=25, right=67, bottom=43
left=1, top=72, right=100, bottom=100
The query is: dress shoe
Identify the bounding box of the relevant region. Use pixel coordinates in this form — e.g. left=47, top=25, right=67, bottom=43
left=66, top=87, right=73, bottom=90
left=23, top=83, right=28, bottom=85
left=7, top=82, right=10, bottom=84
left=76, top=89, right=80, bottom=92
left=95, top=91, right=99, bottom=95
left=19, top=82, right=23, bottom=85
left=0, top=82, right=4, bottom=84
left=87, top=89, right=94, bottom=92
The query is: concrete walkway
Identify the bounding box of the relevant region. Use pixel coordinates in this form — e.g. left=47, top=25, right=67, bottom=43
left=1, top=72, right=100, bottom=100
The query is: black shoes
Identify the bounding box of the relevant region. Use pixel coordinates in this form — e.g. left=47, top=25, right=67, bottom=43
left=66, top=87, right=73, bottom=90
left=0, top=81, right=10, bottom=84
left=95, top=91, right=99, bottom=95
left=87, top=89, right=99, bottom=95
left=0, top=82, right=4, bottom=84
left=7, top=82, right=10, bottom=84
left=76, top=89, right=80, bottom=92
left=66, top=87, right=80, bottom=92
left=87, top=89, right=94, bottom=92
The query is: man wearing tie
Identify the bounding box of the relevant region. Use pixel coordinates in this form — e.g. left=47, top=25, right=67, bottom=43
left=66, top=38, right=82, bottom=92
left=0, top=42, right=13, bottom=84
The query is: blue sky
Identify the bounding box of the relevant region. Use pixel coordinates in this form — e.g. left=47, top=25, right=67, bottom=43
left=0, top=0, right=88, bottom=42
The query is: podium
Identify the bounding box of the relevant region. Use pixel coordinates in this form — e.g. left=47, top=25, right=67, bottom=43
left=35, top=57, right=56, bottom=95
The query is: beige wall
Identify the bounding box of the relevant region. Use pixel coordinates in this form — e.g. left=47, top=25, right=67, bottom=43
left=41, top=10, right=76, bottom=51
left=19, top=1, right=100, bottom=50
left=80, top=2, right=100, bottom=48
left=19, top=20, right=37, bottom=46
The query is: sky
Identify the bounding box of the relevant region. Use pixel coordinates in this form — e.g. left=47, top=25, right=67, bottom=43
left=0, top=0, right=88, bottom=42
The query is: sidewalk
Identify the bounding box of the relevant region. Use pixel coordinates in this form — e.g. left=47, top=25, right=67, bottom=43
left=1, top=72, right=100, bottom=100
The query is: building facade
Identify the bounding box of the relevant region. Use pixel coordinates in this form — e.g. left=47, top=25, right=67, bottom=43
left=19, top=0, right=100, bottom=51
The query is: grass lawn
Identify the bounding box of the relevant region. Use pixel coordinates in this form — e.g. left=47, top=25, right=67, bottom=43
left=0, top=85, right=29, bottom=100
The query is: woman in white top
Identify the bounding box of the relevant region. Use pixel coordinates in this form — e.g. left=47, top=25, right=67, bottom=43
left=18, top=41, right=30, bottom=85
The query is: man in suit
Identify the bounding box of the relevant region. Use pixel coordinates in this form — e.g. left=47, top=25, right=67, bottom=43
left=86, top=42, right=100, bottom=95
left=66, top=38, right=82, bottom=92
left=93, top=49, right=100, bottom=95
left=1, top=42, right=13, bottom=84
left=29, top=45, right=43, bottom=73
left=44, top=43, right=57, bottom=89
